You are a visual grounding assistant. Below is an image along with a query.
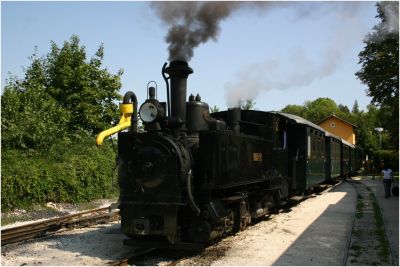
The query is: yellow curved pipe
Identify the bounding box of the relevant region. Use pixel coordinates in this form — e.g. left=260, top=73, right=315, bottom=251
left=96, top=121, right=131, bottom=146
left=96, top=103, right=134, bottom=146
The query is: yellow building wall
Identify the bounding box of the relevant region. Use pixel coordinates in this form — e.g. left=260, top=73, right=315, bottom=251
left=318, top=117, right=356, bottom=145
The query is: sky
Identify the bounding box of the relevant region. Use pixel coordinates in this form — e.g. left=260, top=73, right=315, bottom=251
left=2, top=1, right=380, bottom=112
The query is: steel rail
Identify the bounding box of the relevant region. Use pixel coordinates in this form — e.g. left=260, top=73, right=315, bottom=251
left=1, top=207, right=119, bottom=245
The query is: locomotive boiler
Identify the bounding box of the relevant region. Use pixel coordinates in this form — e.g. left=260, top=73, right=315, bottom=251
left=96, top=60, right=362, bottom=249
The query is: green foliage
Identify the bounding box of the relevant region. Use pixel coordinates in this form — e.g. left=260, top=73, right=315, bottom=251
left=282, top=97, right=353, bottom=124
left=281, top=104, right=306, bottom=118
left=372, top=150, right=399, bottom=172
left=210, top=105, right=220, bottom=113
left=240, top=99, right=256, bottom=110
left=1, top=138, right=118, bottom=211
left=1, top=35, right=122, bottom=151
left=352, top=100, right=360, bottom=114
left=355, top=2, right=399, bottom=147
left=303, top=98, right=340, bottom=122
left=2, top=81, right=69, bottom=151
left=46, top=36, right=122, bottom=133
left=1, top=35, right=122, bottom=211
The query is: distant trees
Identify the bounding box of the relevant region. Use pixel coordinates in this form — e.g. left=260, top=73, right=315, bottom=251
left=209, top=99, right=256, bottom=113
left=210, top=105, right=220, bottom=113
left=281, top=97, right=351, bottom=123
left=240, top=99, right=256, bottom=110
left=355, top=1, right=399, bottom=147
left=281, top=97, right=394, bottom=156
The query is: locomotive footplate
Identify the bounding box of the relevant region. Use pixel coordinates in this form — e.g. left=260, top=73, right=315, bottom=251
left=123, top=238, right=204, bottom=251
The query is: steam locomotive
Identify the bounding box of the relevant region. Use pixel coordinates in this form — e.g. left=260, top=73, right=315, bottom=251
left=96, top=60, right=363, bottom=249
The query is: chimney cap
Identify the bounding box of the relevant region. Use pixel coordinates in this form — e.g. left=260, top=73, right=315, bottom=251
left=164, top=60, right=193, bottom=77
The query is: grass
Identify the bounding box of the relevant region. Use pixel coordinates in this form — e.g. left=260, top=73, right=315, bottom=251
left=356, top=194, right=364, bottom=219
left=372, top=199, right=391, bottom=263
left=350, top=244, right=363, bottom=257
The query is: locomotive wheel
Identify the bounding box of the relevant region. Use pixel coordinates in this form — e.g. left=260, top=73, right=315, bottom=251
left=187, top=218, right=212, bottom=243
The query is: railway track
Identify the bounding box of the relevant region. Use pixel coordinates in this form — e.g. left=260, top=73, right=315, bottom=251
left=1, top=207, right=120, bottom=246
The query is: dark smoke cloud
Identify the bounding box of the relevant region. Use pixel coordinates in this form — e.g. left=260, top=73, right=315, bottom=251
left=151, top=2, right=241, bottom=61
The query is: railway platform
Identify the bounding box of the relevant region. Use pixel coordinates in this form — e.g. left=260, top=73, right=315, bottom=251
left=272, top=177, right=399, bottom=266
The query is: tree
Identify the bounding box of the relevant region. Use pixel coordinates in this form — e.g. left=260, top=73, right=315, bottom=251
left=46, top=35, right=122, bottom=133
left=353, top=104, right=380, bottom=155
left=210, top=105, right=220, bottom=113
left=1, top=54, right=69, bottom=150
left=352, top=100, right=360, bottom=114
left=303, top=98, right=339, bottom=123
left=1, top=35, right=122, bottom=150
left=355, top=2, right=399, bottom=147
left=240, top=99, right=256, bottom=110
left=281, top=104, right=307, bottom=118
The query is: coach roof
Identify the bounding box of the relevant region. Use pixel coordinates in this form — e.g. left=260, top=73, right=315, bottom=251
left=268, top=111, right=327, bottom=133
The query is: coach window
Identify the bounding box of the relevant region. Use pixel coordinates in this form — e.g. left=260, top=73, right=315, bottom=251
left=307, top=135, right=311, bottom=158
left=318, top=137, right=321, bottom=158
left=318, top=138, right=321, bottom=158
left=312, top=137, right=316, bottom=159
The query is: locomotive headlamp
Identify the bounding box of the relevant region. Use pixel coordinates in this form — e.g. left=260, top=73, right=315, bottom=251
left=139, top=102, right=158, bottom=123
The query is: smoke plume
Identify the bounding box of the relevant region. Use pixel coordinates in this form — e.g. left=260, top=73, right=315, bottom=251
left=151, top=2, right=240, bottom=61
left=225, top=2, right=371, bottom=107
left=151, top=2, right=286, bottom=61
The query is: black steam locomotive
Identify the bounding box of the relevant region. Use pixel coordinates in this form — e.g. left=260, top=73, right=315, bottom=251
left=97, top=60, right=362, bottom=249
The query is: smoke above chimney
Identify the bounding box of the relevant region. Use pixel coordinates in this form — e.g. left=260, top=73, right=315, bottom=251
left=151, top=2, right=241, bottom=61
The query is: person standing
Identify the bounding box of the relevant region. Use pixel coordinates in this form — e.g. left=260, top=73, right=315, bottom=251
left=382, top=166, right=393, bottom=198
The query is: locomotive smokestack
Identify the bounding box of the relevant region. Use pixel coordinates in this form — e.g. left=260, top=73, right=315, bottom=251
left=164, top=60, right=193, bottom=125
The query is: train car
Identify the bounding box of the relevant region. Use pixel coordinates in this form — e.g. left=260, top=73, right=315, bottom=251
left=269, top=112, right=326, bottom=193
left=212, top=111, right=327, bottom=193
left=340, top=139, right=355, bottom=177
left=325, top=132, right=341, bottom=182
left=349, top=145, right=364, bottom=174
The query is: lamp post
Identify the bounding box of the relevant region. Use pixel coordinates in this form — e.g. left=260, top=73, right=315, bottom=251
left=374, top=127, right=384, bottom=150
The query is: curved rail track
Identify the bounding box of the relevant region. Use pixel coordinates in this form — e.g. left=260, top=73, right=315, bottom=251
left=1, top=207, right=120, bottom=246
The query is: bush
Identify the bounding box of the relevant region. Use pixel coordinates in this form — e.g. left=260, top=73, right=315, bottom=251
left=1, top=137, right=118, bottom=211
left=372, top=150, right=399, bottom=172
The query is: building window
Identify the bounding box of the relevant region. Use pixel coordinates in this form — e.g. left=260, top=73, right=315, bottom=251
left=330, top=122, right=336, bottom=128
